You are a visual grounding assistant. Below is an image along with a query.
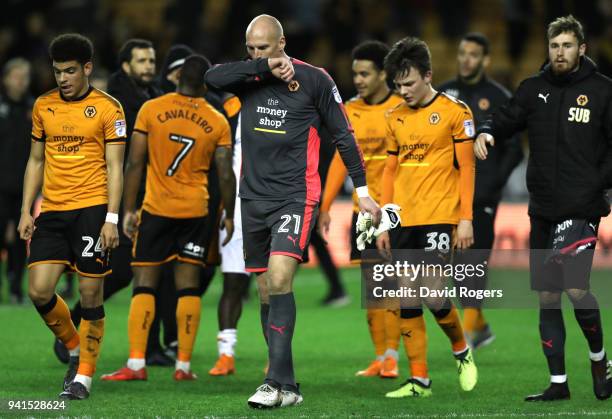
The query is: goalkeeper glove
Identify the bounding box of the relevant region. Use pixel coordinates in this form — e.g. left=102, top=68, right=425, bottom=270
left=355, top=204, right=401, bottom=250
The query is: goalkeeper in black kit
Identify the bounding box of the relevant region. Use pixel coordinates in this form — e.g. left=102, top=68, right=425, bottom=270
left=204, top=14, right=381, bottom=409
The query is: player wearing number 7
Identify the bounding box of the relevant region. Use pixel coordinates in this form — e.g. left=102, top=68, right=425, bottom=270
left=376, top=37, right=478, bottom=398
left=101, top=55, right=236, bottom=382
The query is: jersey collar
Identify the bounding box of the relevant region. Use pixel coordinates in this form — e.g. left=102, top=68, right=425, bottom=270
left=363, top=90, right=393, bottom=106
left=60, top=85, right=94, bottom=102
left=410, top=91, right=440, bottom=109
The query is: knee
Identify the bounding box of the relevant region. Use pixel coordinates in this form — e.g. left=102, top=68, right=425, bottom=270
left=423, top=297, right=448, bottom=312
left=133, top=271, right=155, bottom=289
left=79, top=281, right=103, bottom=306
left=565, top=288, right=588, bottom=305
left=539, top=291, right=562, bottom=308
left=267, top=271, right=291, bottom=294
left=28, top=285, right=54, bottom=306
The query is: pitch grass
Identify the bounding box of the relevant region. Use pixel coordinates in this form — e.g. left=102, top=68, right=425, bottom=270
left=1, top=267, right=612, bottom=417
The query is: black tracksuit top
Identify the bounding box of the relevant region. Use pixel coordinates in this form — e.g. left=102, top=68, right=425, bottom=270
left=479, top=57, right=612, bottom=220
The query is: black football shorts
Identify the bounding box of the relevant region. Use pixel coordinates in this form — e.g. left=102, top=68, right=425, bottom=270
left=132, top=210, right=209, bottom=267
left=29, top=204, right=110, bottom=278
left=529, top=216, right=599, bottom=291
left=241, top=199, right=318, bottom=272
left=390, top=224, right=454, bottom=263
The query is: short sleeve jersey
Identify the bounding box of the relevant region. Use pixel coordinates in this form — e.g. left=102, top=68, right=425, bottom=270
left=31, top=87, right=126, bottom=212
left=345, top=93, right=404, bottom=212
left=134, top=92, right=231, bottom=218
left=385, top=93, right=475, bottom=226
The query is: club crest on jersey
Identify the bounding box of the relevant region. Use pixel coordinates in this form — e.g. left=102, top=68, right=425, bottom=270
left=288, top=80, right=300, bottom=92
left=464, top=119, right=475, bottom=137
left=332, top=86, right=343, bottom=103
left=478, top=97, right=490, bottom=111
left=84, top=105, right=96, bottom=118
left=114, top=119, right=126, bottom=137
left=576, top=94, right=588, bottom=106
left=429, top=112, right=440, bottom=125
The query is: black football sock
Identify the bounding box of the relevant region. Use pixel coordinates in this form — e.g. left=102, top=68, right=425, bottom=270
left=572, top=293, right=604, bottom=356
left=265, top=293, right=296, bottom=388
left=260, top=303, right=270, bottom=345
left=539, top=307, right=566, bottom=378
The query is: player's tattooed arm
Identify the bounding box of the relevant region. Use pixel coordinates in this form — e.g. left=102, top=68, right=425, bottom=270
left=102, top=141, right=125, bottom=250
left=215, top=146, right=236, bottom=246
left=122, top=131, right=148, bottom=240
left=18, top=141, right=45, bottom=240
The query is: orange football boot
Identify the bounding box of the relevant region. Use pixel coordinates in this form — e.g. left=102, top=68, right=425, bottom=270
left=101, top=366, right=147, bottom=381
left=174, top=369, right=198, bottom=381
left=209, top=354, right=236, bottom=376
left=380, top=356, right=399, bottom=378
left=355, top=359, right=383, bottom=377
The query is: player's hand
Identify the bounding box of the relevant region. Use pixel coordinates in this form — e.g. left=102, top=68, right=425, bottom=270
left=454, top=219, right=474, bottom=250
left=358, top=196, right=382, bottom=227
left=376, top=231, right=392, bottom=260
left=100, top=222, right=119, bottom=250
left=318, top=211, right=331, bottom=236
left=221, top=217, right=234, bottom=246
left=268, top=57, right=294, bottom=82
left=122, top=211, right=138, bottom=241
left=17, top=212, right=34, bottom=241
left=474, top=133, right=495, bottom=160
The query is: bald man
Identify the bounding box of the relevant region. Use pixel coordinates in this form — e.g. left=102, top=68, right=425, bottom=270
left=205, top=15, right=381, bottom=409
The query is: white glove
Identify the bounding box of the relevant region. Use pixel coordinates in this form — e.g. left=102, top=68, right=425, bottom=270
left=356, top=211, right=373, bottom=234
left=355, top=204, right=401, bottom=250
left=356, top=230, right=372, bottom=251
left=374, top=204, right=401, bottom=236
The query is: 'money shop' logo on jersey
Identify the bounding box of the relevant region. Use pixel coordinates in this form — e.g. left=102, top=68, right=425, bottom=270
left=255, top=98, right=287, bottom=133
left=49, top=135, right=84, bottom=153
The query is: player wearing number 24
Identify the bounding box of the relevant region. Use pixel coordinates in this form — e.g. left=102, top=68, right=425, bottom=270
left=18, top=33, right=126, bottom=400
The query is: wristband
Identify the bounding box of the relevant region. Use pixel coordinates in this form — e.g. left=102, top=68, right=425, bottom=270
left=356, top=186, right=369, bottom=198
left=105, top=212, right=119, bottom=224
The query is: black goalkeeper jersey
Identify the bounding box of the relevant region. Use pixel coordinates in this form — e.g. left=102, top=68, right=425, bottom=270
left=205, top=57, right=365, bottom=202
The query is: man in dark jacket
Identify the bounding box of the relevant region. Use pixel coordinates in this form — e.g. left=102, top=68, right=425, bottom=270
left=0, top=58, right=32, bottom=304
left=475, top=15, right=612, bottom=401
left=439, top=33, right=523, bottom=349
